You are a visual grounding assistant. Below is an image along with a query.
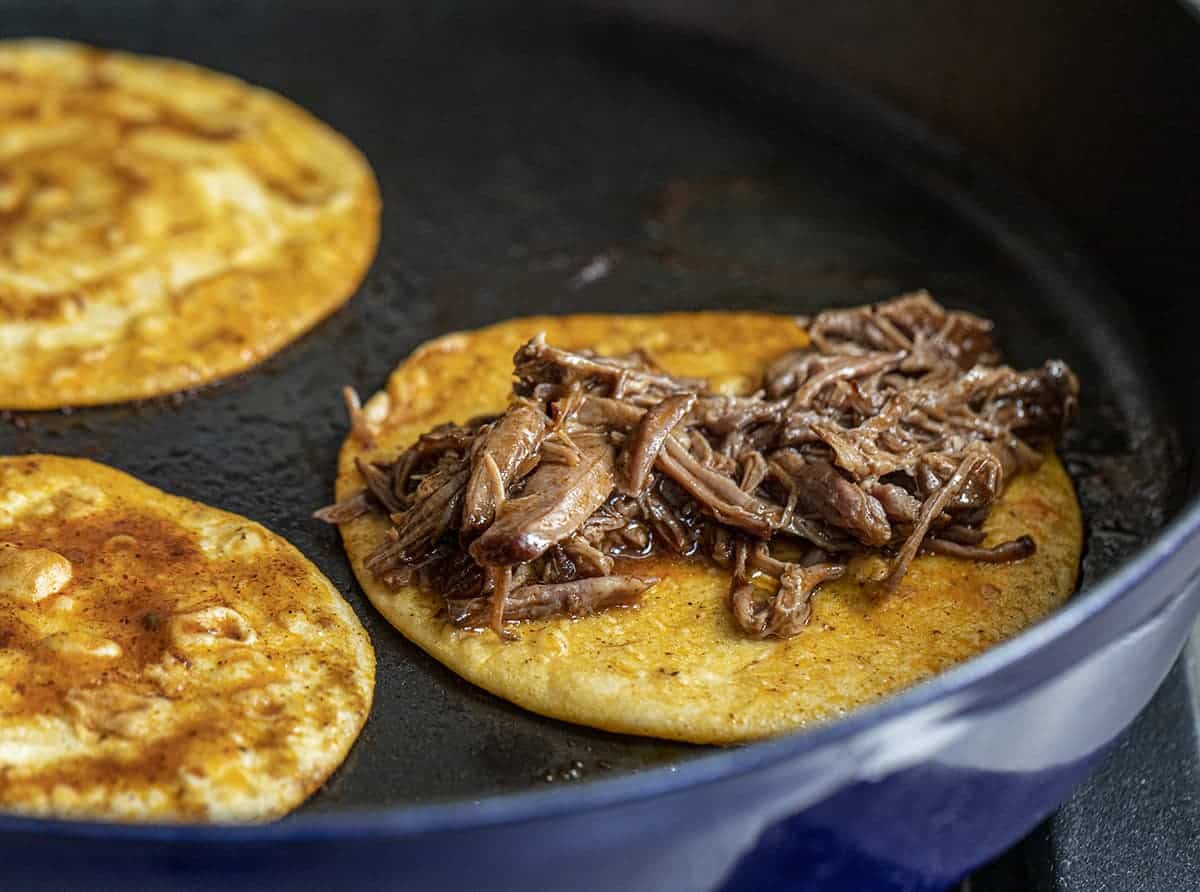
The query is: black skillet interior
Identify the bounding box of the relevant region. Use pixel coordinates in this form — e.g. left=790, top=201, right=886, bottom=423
left=1, top=0, right=1185, bottom=815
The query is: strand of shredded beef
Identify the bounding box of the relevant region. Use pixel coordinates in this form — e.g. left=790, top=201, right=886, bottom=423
left=317, top=292, right=1078, bottom=639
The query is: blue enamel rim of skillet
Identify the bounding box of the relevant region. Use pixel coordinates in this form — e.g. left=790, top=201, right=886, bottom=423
left=3, top=48, right=1197, bottom=848
left=2, top=491, right=1196, bottom=844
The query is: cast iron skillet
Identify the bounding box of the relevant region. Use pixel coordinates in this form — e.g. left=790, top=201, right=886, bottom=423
left=1, top=1, right=1197, bottom=889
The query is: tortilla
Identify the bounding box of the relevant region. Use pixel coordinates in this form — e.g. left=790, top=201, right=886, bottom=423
left=0, top=455, right=374, bottom=822
left=335, top=313, right=1081, bottom=744
left=0, top=39, right=380, bottom=409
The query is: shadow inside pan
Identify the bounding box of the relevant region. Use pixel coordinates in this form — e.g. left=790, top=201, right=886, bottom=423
left=0, top=0, right=1182, bottom=814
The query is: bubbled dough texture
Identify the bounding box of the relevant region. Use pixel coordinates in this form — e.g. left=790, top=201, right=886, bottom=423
left=0, top=39, right=380, bottom=409
left=336, top=314, right=1082, bottom=744
left=0, top=455, right=375, bottom=822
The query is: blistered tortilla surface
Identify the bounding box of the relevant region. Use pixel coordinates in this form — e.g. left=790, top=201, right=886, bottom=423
left=0, top=39, right=380, bottom=408
left=0, top=455, right=374, bottom=822
left=336, top=314, right=1081, bottom=744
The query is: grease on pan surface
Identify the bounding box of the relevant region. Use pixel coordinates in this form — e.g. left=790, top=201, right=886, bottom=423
left=335, top=313, right=1081, bottom=744
left=0, top=39, right=380, bottom=409
left=0, top=455, right=374, bottom=822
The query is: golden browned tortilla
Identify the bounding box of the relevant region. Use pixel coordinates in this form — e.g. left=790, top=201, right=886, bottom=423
left=0, top=455, right=375, bottom=822
left=334, top=314, right=1081, bottom=744
left=0, top=39, right=380, bottom=409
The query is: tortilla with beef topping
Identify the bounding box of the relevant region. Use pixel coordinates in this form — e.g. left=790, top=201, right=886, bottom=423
left=326, top=297, right=1081, bottom=743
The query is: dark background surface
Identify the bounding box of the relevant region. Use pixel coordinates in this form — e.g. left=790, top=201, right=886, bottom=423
left=3, top=2, right=1199, bottom=888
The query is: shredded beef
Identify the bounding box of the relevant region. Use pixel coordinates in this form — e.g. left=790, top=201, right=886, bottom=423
left=469, top=437, right=617, bottom=566
left=461, top=404, right=547, bottom=536
left=619, top=393, right=696, bottom=496
left=317, top=293, right=1078, bottom=639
